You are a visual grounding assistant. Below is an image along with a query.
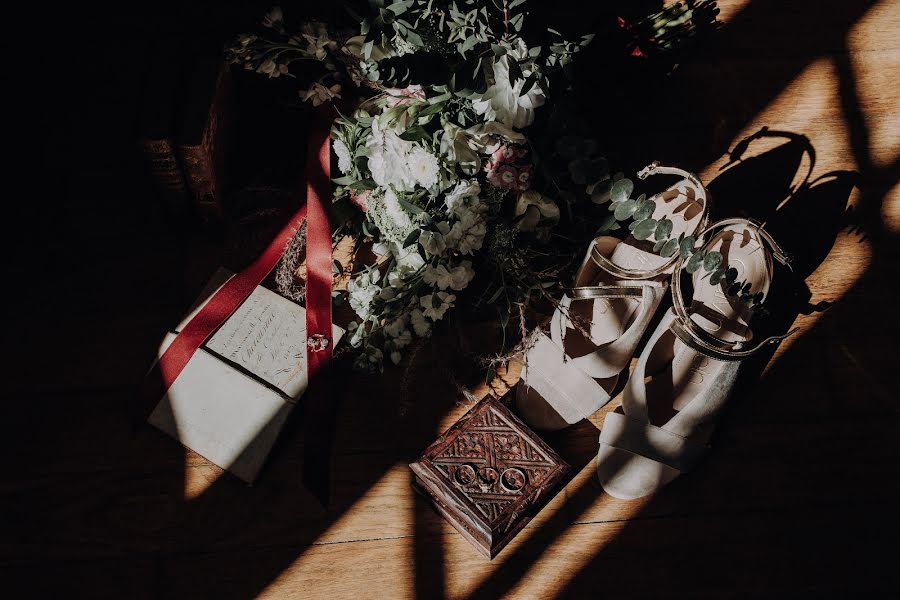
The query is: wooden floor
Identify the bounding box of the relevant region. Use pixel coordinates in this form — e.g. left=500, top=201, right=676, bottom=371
left=4, top=1, right=899, bottom=598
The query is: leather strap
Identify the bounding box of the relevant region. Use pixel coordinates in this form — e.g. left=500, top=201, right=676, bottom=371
left=599, top=411, right=708, bottom=473
left=589, top=161, right=710, bottom=280
left=669, top=217, right=799, bottom=362
left=570, top=285, right=645, bottom=300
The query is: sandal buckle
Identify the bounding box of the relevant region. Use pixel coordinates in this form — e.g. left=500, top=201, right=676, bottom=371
left=637, top=161, right=660, bottom=180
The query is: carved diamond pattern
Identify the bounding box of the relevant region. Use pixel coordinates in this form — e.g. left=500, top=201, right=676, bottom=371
left=430, top=405, right=558, bottom=526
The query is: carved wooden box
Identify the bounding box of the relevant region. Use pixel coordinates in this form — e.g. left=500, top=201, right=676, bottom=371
left=409, top=394, right=570, bottom=559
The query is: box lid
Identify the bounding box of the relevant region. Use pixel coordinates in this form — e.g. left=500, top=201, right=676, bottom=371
left=409, top=394, right=570, bottom=558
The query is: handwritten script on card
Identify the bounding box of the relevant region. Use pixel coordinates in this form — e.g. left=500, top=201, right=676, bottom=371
left=205, top=287, right=309, bottom=398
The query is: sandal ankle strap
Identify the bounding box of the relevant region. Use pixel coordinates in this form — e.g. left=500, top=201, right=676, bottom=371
left=591, top=162, right=711, bottom=280
left=669, top=218, right=799, bottom=362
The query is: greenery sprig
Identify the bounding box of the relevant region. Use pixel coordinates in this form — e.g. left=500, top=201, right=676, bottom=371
left=599, top=176, right=768, bottom=315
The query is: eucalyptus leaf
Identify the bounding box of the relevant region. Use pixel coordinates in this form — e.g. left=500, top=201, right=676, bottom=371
left=709, top=267, right=726, bottom=285
left=655, top=218, right=673, bottom=241
left=633, top=218, right=658, bottom=241
left=633, top=195, right=655, bottom=221
left=679, top=235, right=696, bottom=258
left=610, top=178, right=634, bottom=203
left=653, top=239, right=666, bottom=252
left=685, top=251, right=704, bottom=274
left=660, top=238, right=680, bottom=257
left=614, top=198, right=638, bottom=220
left=725, top=267, right=738, bottom=284
left=703, top=251, right=723, bottom=272
left=596, top=214, right=618, bottom=234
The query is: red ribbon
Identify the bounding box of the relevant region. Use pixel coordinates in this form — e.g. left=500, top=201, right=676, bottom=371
left=146, top=106, right=334, bottom=412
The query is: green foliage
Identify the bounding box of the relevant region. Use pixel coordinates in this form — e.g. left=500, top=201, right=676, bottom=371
left=598, top=168, right=768, bottom=316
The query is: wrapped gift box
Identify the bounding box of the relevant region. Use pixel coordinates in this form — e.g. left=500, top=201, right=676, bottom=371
left=148, top=268, right=344, bottom=482
left=409, top=394, right=570, bottom=558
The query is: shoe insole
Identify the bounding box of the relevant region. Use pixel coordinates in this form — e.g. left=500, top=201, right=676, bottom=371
left=644, top=225, right=773, bottom=431
left=564, top=183, right=706, bottom=359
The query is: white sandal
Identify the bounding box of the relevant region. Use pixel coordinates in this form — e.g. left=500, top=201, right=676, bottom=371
left=596, top=218, right=798, bottom=499
left=516, top=163, right=710, bottom=431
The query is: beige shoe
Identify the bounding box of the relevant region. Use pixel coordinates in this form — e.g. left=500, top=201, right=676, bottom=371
left=596, top=218, right=798, bottom=499
left=516, top=164, right=710, bottom=431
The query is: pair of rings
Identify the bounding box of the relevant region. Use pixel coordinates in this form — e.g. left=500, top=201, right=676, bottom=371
left=454, top=464, right=527, bottom=492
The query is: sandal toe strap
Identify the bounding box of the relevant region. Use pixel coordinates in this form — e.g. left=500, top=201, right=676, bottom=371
left=521, top=333, right=611, bottom=424
left=599, top=412, right=708, bottom=473
left=570, top=285, right=645, bottom=300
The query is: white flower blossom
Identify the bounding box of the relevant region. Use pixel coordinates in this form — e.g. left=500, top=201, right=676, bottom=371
left=472, top=40, right=546, bottom=129
left=446, top=211, right=487, bottom=255
left=333, top=139, right=352, bottom=174
left=372, top=241, right=390, bottom=257
left=448, top=261, right=475, bottom=291
left=420, top=229, right=447, bottom=256
left=364, top=118, right=417, bottom=192
left=444, top=179, right=482, bottom=216
left=392, top=329, right=412, bottom=349
left=383, top=189, right=411, bottom=230
left=423, top=264, right=453, bottom=290
left=387, top=243, right=425, bottom=287
left=408, top=146, right=440, bottom=189
left=347, top=321, right=365, bottom=348
left=410, top=309, right=432, bottom=336
left=383, top=315, right=408, bottom=337
left=347, top=269, right=381, bottom=319
left=422, top=260, right=473, bottom=292
left=420, top=292, right=456, bottom=321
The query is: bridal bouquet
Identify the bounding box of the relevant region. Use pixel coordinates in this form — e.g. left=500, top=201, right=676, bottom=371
left=228, top=1, right=718, bottom=372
